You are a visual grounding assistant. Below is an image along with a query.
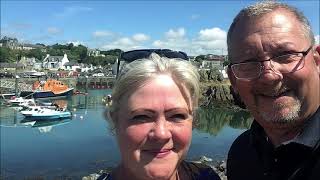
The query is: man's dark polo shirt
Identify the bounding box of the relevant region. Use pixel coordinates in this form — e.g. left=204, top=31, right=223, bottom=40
left=227, top=107, right=320, bottom=180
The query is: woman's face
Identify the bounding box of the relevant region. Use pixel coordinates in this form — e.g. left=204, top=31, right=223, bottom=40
left=114, top=74, right=193, bottom=180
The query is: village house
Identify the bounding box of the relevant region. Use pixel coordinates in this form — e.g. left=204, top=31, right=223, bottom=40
left=200, top=54, right=226, bottom=70
left=19, top=56, right=38, bottom=70
left=0, top=37, right=45, bottom=51
left=42, top=53, right=69, bottom=70
left=16, top=43, right=40, bottom=50
left=87, top=48, right=105, bottom=57
left=80, top=63, right=95, bottom=72
left=0, top=62, right=25, bottom=71
left=64, top=61, right=81, bottom=72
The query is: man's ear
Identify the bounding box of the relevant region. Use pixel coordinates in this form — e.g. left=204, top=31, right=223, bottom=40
left=314, top=45, right=320, bottom=73
left=227, top=67, right=238, bottom=93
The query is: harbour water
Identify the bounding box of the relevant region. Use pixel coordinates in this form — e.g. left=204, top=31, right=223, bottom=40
left=0, top=89, right=252, bottom=179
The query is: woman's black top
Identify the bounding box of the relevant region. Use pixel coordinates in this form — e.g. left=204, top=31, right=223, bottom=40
left=97, top=160, right=221, bottom=180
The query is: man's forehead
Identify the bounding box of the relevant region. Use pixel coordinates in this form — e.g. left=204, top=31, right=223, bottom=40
left=232, top=10, right=301, bottom=38
left=229, top=11, right=306, bottom=49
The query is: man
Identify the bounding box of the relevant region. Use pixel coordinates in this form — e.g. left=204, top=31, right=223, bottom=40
left=226, top=1, right=319, bottom=180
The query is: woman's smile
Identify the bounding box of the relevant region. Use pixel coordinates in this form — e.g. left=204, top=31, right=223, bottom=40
left=142, top=148, right=174, bottom=158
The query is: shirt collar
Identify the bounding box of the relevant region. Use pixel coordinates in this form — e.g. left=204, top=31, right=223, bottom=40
left=286, top=107, right=320, bottom=147
left=250, top=107, right=320, bottom=148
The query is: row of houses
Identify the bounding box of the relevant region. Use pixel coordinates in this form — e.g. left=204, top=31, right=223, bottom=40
left=0, top=53, right=227, bottom=78
left=0, top=37, right=46, bottom=51
left=0, top=53, right=98, bottom=73
left=0, top=37, right=104, bottom=57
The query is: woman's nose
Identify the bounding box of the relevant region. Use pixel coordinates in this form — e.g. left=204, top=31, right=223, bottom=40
left=149, top=117, right=172, bottom=141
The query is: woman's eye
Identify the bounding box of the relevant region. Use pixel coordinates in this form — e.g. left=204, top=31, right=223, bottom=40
left=130, top=115, right=151, bottom=122
left=169, top=114, right=188, bottom=121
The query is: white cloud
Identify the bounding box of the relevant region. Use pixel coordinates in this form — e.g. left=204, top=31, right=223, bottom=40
left=165, top=28, right=185, bottom=39
left=54, top=6, right=92, bottom=18
left=98, top=27, right=228, bottom=55
left=101, top=37, right=144, bottom=51
left=198, top=27, right=226, bottom=40
left=93, top=31, right=113, bottom=38
left=47, top=27, right=61, bottom=34
left=117, top=37, right=135, bottom=46
left=315, top=35, right=320, bottom=44
left=132, top=33, right=150, bottom=42
left=151, top=27, right=227, bottom=56
left=67, top=41, right=85, bottom=46
left=152, top=38, right=190, bottom=51
left=191, top=14, right=200, bottom=20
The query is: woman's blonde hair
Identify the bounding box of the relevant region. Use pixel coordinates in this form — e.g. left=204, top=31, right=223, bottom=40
left=106, top=53, right=200, bottom=131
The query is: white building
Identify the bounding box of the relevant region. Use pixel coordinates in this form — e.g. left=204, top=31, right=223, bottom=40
left=42, top=54, right=69, bottom=70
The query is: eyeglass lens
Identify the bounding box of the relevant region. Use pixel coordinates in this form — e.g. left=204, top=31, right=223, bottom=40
left=232, top=53, right=306, bottom=79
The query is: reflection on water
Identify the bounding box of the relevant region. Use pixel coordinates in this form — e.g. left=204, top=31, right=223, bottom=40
left=196, top=107, right=253, bottom=136
left=20, top=118, right=71, bottom=133
left=0, top=89, right=252, bottom=179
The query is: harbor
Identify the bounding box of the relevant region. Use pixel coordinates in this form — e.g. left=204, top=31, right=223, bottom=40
left=0, top=87, right=252, bottom=179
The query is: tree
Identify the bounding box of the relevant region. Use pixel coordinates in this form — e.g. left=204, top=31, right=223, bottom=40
left=67, top=43, right=74, bottom=50
left=223, top=55, right=230, bottom=67
left=0, top=47, right=11, bottom=62
left=195, top=55, right=205, bottom=63
left=101, top=49, right=123, bottom=57
left=72, top=45, right=87, bottom=62
left=27, top=48, right=45, bottom=60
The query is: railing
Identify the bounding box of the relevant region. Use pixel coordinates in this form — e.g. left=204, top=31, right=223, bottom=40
left=0, top=79, right=33, bottom=91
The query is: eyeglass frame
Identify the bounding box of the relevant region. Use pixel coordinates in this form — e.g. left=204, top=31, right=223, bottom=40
left=228, top=46, right=313, bottom=80
left=116, top=49, right=189, bottom=76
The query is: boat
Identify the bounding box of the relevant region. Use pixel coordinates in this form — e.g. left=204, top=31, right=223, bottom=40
left=6, top=97, right=35, bottom=107
left=0, top=93, right=16, bottom=105
left=20, top=106, right=72, bottom=119
left=0, top=93, right=16, bottom=100
left=73, top=90, right=88, bottom=95
left=20, top=79, right=74, bottom=99
left=21, top=70, right=46, bottom=78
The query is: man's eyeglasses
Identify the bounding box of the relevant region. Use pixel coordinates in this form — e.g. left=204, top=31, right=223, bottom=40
left=116, top=49, right=189, bottom=76
left=228, top=46, right=312, bottom=80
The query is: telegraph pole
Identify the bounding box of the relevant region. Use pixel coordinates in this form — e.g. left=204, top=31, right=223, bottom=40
left=15, top=54, right=21, bottom=96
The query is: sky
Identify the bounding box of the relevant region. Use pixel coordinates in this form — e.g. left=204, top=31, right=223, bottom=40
left=1, top=0, right=319, bottom=56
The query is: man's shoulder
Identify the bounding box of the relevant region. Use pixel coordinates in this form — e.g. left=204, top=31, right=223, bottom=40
left=226, top=128, right=265, bottom=180
left=229, top=129, right=252, bottom=154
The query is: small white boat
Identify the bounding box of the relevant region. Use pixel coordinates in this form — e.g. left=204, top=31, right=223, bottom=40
left=20, top=106, right=71, bottom=119
left=7, top=97, right=35, bottom=107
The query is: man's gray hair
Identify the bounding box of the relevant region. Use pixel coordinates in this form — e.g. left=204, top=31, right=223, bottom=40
left=227, top=0, right=315, bottom=54
left=107, top=53, right=200, bottom=128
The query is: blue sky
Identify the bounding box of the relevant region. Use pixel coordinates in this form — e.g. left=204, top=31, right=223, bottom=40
left=1, top=0, right=319, bottom=55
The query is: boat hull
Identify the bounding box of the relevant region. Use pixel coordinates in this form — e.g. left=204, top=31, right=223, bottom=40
left=21, top=88, right=74, bottom=99
left=22, top=112, right=72, bottom=120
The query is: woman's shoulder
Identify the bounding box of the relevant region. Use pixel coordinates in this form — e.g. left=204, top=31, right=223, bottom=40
left=180, top=160, right=221, bottom=180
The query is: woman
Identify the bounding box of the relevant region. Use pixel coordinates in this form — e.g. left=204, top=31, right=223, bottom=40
left=101, top=51, right=220, bottom=180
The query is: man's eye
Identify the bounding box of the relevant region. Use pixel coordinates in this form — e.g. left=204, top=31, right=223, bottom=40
left=274, top=53, right=301, bottom=63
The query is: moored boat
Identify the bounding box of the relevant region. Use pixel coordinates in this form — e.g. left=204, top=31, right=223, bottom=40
left=20, top=106, right=71, bottom=119
left=6, top=97, right=35, bottom=107
left=20, top=79, right=74, bottom=99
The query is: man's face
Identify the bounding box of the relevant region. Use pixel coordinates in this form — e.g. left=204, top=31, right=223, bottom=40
left=228, top=9, right=320, bottom=129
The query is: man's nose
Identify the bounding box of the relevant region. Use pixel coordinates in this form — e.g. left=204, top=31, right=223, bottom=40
left=258, top=60, right=283, bottom=84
